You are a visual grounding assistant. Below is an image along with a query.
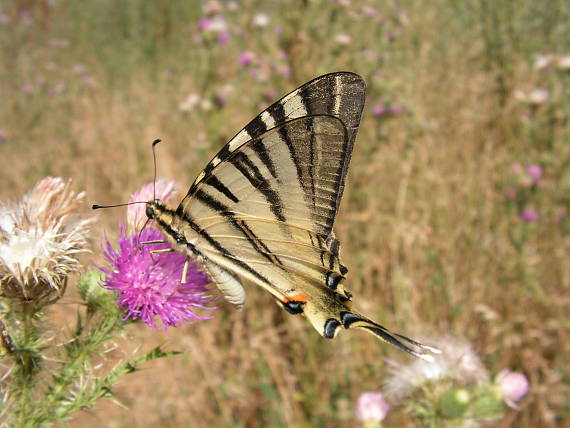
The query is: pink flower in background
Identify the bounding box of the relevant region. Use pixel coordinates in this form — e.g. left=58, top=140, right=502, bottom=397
left=511, top=162, right=524, bottom=175
left=100, top=226, right=215, bottom=329
left=197, top=15, right=227, bottom=33
left=520, top=210, right=538, bottom=222
left=355, top=392, right=390, bottom=422
left=127, top=180, right=175, bottom=228
left=504, top=186, right=517, bottom=199
left=526, top=164, right=542, bottom=185
left=217, top=30, right=230, bottom=45
left=372, top=101, right=386, bottom=117
left=388, top=104, right=406, bottom=115
left=239, top=51, right=255, bottom=66
left=197, top=17, right=213, bottom=31
left=496, top=370, right=529, bottom=409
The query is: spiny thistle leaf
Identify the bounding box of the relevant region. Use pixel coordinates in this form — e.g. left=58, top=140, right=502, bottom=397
left=50, top=346, right=181, bottom=421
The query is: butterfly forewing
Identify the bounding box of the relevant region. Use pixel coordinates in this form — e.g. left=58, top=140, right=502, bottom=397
left=187, top=71, right=366, bottom=207
left=175, top=115, right=352, bottom=304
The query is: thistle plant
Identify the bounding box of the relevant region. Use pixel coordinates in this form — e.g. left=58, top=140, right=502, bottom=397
left=355, top=338, right=530, bottom=427
left=0, top=178, right=216, bottom=427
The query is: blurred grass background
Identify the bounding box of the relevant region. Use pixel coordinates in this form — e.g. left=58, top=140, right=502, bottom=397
left=1, top=0, right=569, bottom=426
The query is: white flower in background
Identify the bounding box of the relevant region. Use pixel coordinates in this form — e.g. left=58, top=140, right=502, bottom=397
left=557, top=55, right=570, bottom=70
left=527, top=88, right=549, bottom=105
left=533, top=53, right=570, bottom=71
left=0, top=177, right=93, bottom=304
left=384, top=337, right=489, bottom=398
left=201, top=0, right=223, bottom=15
left=514, top=88, right=549, bottom=106
left=252, top=13, right=270, bottom=28
left=334, top=33, right=352, bottom=45
left=179, top=93, right=202, bottom=112
left=533, top=54, right=556, bottom=70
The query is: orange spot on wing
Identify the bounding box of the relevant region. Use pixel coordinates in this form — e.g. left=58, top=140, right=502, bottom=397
left=283, top=293, right=308, bottom=303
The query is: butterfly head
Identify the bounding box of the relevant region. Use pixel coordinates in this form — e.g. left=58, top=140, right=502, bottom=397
left=145, top=200, right=158, bottom=220
left=145, top=199, right=169, bottom=221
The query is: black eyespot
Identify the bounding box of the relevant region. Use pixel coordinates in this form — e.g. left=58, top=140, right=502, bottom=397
left=340, top=311, right=361, bottom=328
left=326, top=272, right=342, bottom=290
left=146, top=205, right=155, bottom=219
left=175, top=233, right=185, bottom=244
left=282, top=300, right=304, bottom=315
left=323, top=318, right=341, bottom=339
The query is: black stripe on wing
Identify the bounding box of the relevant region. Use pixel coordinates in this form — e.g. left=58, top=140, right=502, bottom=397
left=188, top=189, right=283, bottom=267
left=176, top=208, right=275, bottom=288
left=187, top=72, right=365, bottom=197
left=244, top=113, right=268, bottom=137
left=229, top=151, right=286, bottom=223
left=251, top=139, right=278, bottom=179
left=205, top=175, right=239, bottom=203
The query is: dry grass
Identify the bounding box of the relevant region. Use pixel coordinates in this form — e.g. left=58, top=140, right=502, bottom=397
left=1, top=0, right=569, bottom=426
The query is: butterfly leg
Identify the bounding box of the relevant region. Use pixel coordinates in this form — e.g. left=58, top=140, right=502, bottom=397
left=149, top=248, right=175, bottom=254
left=147, top=247, right=175, bottom=263
left=141, top=240, right=168, bottom=245
left=181, top=259, right=189, bottom=284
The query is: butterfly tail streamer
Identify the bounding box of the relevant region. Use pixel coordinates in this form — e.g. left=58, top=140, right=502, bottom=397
left=342, top=311, right=441, bottom=361
left=303, top=303, right=441, bottom=361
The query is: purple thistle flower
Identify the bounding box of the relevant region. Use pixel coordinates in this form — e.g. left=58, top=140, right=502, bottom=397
left=100, top=226, right=215, bottom=329
left=520, top=209, right=539, bottom=222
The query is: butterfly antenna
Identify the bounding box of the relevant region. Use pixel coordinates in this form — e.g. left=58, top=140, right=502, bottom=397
left=92, top=201, right=147, bottom=210
left=151, top=139, right=161, bottom=200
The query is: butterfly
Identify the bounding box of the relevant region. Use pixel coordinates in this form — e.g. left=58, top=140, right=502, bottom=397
left=96, top=72, right=439, bottom=360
